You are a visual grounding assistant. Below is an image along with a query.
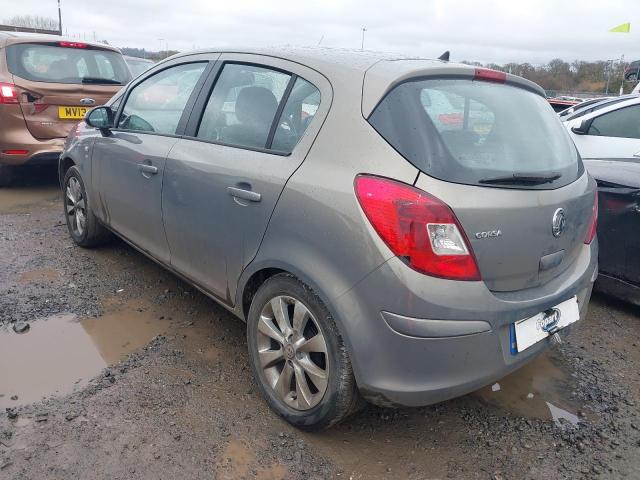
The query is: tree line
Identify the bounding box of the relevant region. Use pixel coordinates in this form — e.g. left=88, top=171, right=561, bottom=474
left=464, top=58, right=637, bottom=95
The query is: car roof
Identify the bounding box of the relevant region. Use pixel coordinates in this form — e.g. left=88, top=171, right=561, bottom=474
left=0, top=31, right=122, bottom=53
left=168, top=46, right=545, bottom=115
left=561, top=95, right=634, bottom=121
left=575, top=95, right=640, bottom=122
left=177, top=46, right=421, bottom=76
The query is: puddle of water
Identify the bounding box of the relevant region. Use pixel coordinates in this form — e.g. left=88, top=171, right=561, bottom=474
left=0, top=300, right=170, bottom=408
left=474, top=352, right=584, bottom=427
left=18, top=267, right=60, bottom=284
left=0, top=187, right=59, bottom=214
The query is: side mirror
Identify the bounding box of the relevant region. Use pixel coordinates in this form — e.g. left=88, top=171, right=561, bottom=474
left=85, top=106, right=114, bottom=134
left=571, top=118, right=591, bottom=135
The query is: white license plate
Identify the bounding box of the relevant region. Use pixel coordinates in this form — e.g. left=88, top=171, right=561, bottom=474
left=513, top=296, right=580, bottom=352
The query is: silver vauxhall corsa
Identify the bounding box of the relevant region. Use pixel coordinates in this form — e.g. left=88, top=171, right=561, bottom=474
left=59, top=48, right=598, bottom=429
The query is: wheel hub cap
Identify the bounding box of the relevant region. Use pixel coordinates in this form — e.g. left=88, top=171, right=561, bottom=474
left=284, top=344, right=295, bottom=360
left=256, top=295, right=329, bottom=411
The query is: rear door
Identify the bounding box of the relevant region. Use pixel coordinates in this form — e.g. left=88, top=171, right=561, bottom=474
left=93, top=60, right=209, bottom=263
left=162, top=55, right=329, bottom=303
left=368, top=71, right=594, bottom=292
left=569, top=103, right=640, bottom=159
left=6, top=41, right=131, bottom=140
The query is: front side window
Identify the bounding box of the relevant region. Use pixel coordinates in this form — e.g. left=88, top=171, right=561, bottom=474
left=197, top=63, right=291, bottom=150
left=6, top=43, right=130, bottom=85
left=118, top=63, right=206, bottom=135
left=588, top=105, right=640, bottom=139
left=369, top=78, right=581, bottom=189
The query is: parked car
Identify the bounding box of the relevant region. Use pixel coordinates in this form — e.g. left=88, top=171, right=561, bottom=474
left=0, top=32, right=131, bottom=186
left=565, top=96, right=640, bottom=159
left=59, top=48, right=598, bottom=429
left=624, top=60, right=640, bottom=82
left=124, top=55, right=154, bottom=77
left=558, top=96, right=610, bottom=120
left=560, top=95, right=636, bottom=123
left=584, top=158, right=640, bottom=305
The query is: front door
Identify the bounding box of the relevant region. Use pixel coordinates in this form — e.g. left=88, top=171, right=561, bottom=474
left=162, top=56, right=328, bottom=303
left=93, top=61, right=208, bottom=263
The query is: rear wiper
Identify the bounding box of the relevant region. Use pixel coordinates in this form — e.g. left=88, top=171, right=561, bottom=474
left=81, top=77, right=122, bottom=85
left=479, top=172, right=561, bottom=186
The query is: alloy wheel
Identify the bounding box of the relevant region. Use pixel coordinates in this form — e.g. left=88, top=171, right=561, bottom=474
left=256, top=295, right=329, bottom=410
left=65, top=176, right=86, bottom=237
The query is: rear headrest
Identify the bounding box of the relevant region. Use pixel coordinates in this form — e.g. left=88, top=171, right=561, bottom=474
left=235, top=86, right=278, bottom=125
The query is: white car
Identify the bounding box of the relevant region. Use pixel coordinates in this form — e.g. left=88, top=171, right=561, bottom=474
left=565, top=96, right=640, bottom=159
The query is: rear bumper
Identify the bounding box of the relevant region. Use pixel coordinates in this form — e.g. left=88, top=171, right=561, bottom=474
left=0, top=105, right=64, bottom=166
left=333, top=241, right=598, bottom=407
left=0, top=138, right=64, bottom=167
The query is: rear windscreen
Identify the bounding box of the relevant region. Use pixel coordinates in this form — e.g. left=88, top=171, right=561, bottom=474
left=369, top=78, right=582, bottom=189
left=6, top=43, right=131, bottom=85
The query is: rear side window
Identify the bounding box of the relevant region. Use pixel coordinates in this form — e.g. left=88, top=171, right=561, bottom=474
left=197, top=63, right=291, bottom=150
left=588, top=105, right=640, bottom=139
left=118, top=63, right=206, bottom=135
left=369, top=78, right=581, bottom=189
left=6, top=43, right=130, bottom=85
left=271, top=77, right=320, bottom=152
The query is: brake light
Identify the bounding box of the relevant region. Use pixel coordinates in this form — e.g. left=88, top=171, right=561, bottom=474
left=2, top=150, right=29, bottom=155
left=474, top=68, right=506, bottom=83
left=355, top=175, right=481, bottom=281
left=584, top=191, right=598, bottom=244
left=0, top=82, right=18, bottom=104
left=59, top=41, right=87, bottom=48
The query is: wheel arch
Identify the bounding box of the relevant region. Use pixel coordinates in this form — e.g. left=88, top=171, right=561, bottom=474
left=236, top=259, right=362, bottom=383
left=58, top=156, right=76, bottom=186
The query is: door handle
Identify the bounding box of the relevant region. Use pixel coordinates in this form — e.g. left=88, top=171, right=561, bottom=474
left=633, top=151, right=640, bottom=158
left=138, top=163, right=158, bottom=175
left=227, top=186, right=261, bottom=202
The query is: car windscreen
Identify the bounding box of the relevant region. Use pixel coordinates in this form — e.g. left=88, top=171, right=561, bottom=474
left=6, top=43, right=131, bottom=85
left=369, top=78, right=582, bottom=189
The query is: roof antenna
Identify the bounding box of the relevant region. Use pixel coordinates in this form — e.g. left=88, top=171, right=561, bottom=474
left=438, top=50, right=450, bottom=62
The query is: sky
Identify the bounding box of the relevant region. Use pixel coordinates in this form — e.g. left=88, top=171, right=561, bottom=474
left=5, top=0, right=640, bottom=65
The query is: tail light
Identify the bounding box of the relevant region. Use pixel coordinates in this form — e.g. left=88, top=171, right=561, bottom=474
left=584, top=191, right=598, bottom=244
left=0, top=83, right=18, bottom=104
left=355, top=175, right=481, bottom=281
left=2, top=150, right=29, bottom=155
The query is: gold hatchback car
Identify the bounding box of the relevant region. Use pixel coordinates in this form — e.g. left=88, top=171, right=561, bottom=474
left=0, top=32, right=131, bottom=186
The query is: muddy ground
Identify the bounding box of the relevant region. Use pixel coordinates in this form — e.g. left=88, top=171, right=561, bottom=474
left=1, top=167, right=639, bottom=480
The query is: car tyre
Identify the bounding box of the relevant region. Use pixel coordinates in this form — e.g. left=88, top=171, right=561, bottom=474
left=0, top=165, right=14, bottom=187
left=247, top=273, right=362, bottom=430
left=63, top=166, right=111, bottom=247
